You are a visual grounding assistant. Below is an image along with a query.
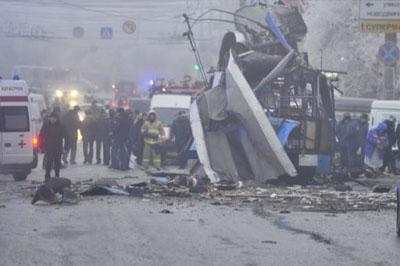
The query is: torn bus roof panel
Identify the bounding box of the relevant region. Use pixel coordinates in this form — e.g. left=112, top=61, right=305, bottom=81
left=189, top=101, right=220, bottom=183
left=225, top=53, right=297, bottom=178
left=190, top=53, right=297, bottom=182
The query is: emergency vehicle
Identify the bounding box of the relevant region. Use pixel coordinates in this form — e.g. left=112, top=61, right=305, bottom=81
left=149, top=85, right=199, bottom=166
left=0, top=80, right=38, bottom=181
left=149, top=86, right=198, bottom=133
left=113, top=80, right=140, bottom=109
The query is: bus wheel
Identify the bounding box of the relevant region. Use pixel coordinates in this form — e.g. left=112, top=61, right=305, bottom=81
left=397, top=189, right=400, bottom=237
left=13, top=173, right=28, bottom=181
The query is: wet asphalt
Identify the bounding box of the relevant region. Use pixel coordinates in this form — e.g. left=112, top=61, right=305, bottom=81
left=1, top=155, right=400, bottom=266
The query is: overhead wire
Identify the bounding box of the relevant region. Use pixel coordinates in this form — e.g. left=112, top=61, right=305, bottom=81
left=0, top=0, right=175, bottom=22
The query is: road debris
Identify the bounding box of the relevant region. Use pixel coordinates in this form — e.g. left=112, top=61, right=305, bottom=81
left=261, top=240, right=277, bottom=244
left=81, top=184, right=129, bottom=196
left=61, top=188, right=80, bottom=204
left=334, top=184, right=353, bottom=192
left=27, top=169, right=398, bottom=213
left=372, top=184, right=392, bottom=193
left=150, top=176, right=172, bottom=186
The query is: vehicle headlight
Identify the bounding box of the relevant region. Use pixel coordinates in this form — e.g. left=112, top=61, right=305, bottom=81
left=78, top=113, right=85, bottom=122
left=70, top=90, right=78, bottom=98
left=69, top=100, right=78, bottom=108
left=55, top=90, right=64, bottom=98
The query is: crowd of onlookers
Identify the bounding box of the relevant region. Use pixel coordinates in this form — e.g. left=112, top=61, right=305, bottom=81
left=40, top=100, right=400, bottom=181
left=337, top=112, right=400, bottom=175
left=38, top=101, right=191, bottom=181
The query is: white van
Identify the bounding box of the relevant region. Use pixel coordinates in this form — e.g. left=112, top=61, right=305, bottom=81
left=150, top=94, right=191, bottom=125
left=370, top=100, right=400, bottom=128
left=150, top=94, right=192, bottom=139
left=0, top=80, right=38, bottom=181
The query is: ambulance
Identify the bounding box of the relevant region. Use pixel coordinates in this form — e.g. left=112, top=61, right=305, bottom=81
left=0, top=79, right=38, bottom=181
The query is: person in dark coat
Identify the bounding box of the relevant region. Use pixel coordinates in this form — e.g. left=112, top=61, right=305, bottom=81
left=62, top=106, right=81, bottom=164
left=380, top=116, right=397, bottom=174
left=81, top=110, right=96, bottom=164
left=347, top=116, right=361, bottom=171
left=117, top=110, right=131, bottom=170
left=41, top=109, right=50, bottom=170
left=95, top=109, right=107, bottom=164
left=127, top=110, right=139, bottom=158
left=103, top=109, right=115, bottom=166
left=110, top=108, right=130, bottom=170
left=39, top=112, right=65, bottom=181
left=171, top=111, right=192, bottom=153
left=357, top=113, right=369, bottom=167
left=336, top=113, right=351, bottom=171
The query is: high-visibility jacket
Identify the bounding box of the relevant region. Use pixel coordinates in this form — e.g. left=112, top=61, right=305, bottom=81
left=141, top=120, right=164, bottom=145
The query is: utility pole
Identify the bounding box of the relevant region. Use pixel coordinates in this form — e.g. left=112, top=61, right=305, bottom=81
left=320, top=49, right=323, bottom=71
left=384, top=33, right=397, bottom=99
left=183, top=14, right=209, bottom=88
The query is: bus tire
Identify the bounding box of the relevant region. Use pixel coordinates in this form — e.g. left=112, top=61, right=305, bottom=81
left=13, top=173, right=28, bottom=181
left=31, top=153, right=38, bottom=168
left=397, top=188, right=400, bottom=237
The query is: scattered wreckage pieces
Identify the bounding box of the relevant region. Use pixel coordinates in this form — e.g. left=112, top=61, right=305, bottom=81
left=81, top=186, right=130, bottom=197
left=261, top=240, right=278, bottom=245
left=372, top=184, right=392, bottom=193
left=265, top=187, right=397, bottom=212
left=62, top=188, right=80, bottom=204
left=127, top=178, right=193, bottom=198
left=207, top=181, right=397, bottom=212
left=81, top=178, right=129, bottom=197
left=30, top=174, right=397, bottom=213
left=214, top=180, right=243, bottom=191
left=334, top=184, right=353, bottom=192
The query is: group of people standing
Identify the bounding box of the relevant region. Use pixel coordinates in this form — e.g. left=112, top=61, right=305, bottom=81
left=337, top=113, right=400, bottom=175
left=38, top=101, right=173, bottom=181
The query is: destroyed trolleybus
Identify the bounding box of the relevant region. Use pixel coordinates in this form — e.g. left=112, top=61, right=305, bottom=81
left=188, top=4, right=335, bottom=182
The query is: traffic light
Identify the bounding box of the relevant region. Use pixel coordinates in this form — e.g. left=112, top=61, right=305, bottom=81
left=193, top=63, right=200, bottom=71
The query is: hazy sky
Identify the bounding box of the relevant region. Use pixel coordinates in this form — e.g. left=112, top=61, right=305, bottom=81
left=0, top=0, right=238, bottom=87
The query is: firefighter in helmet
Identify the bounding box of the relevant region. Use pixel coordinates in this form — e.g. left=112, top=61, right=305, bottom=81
left=141, top=111, right=164, bottom=170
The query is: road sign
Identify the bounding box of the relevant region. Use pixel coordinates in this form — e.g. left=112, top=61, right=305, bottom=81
left=122, top=21, right=136, bottom=34
left=360, top=0, right=400, bottom=20
left=361, top=20, right=400, bottom=32
left=72, top=26, right=84, bottom=39
left=100, top=27, right=113, bottom=40
left=378, top=42, right=399, bottom=66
